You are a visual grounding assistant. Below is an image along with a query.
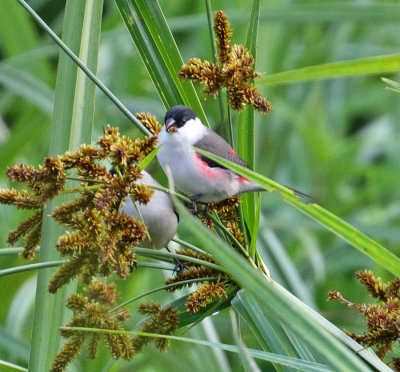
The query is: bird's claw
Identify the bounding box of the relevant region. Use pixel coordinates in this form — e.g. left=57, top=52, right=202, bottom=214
left=173, top=258, right=188, bottom=275
left=186, top=194, right=208, bottom=215
left=164, top=246, right=188, bottom=274
left=129, top=261, right=138, bottom=272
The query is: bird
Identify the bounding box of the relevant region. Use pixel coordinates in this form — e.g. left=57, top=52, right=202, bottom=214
left=121, top=170, right=178, bottom=250
left=157, top=105, right=309, bottom=205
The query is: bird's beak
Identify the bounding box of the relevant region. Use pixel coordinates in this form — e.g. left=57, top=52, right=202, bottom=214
left=166, top=118, right=177, bottom=133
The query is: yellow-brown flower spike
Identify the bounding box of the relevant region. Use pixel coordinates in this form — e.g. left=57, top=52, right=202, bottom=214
left=1, top=124, right=157, bottom=275
left=186, top=281, right=227, bottom=313
left=179, top=10, right=272, bottom=115
left=165, top=266, right=223, bottom=291
left=328, top=270, right=400, bottom=368
left=200, top=196, right=244, bottom=245
left=0, top=188, right=42, bottom=209
left=132, top=302, right=179, bottom=353
left=214, top=11, right=232, bottom=64
left=136, top=112, right=162, bottom=135
left=6, top=210, right=42, bottom=246
left=51, top=280, right=133, bottom=372
left=355, top=270, right=387, bottom=302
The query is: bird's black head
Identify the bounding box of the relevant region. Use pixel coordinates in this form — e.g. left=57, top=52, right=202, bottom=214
left=164, top=105, right=196, bottom=133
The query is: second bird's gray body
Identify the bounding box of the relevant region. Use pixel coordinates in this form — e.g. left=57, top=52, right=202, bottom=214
left=121, top=171, right=178, bottom=249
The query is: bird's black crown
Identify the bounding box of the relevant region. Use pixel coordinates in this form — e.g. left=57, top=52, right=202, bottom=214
left=165, top=105, right=196, bottom=128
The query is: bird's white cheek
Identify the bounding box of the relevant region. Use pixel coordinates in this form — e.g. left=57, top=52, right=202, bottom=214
left=158, top=126, right=186, bottom=145
left=158, top=127, right=168, bottom=144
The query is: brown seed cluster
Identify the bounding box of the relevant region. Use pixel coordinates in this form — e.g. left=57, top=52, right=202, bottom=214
left=132, top=302, right=179, bottom=353
left=51, top=280, right=132, bottom=372
left=164, top=249, right=229, bottom=313
left=179, top=11, right=271, bottom=114
left=49, top=126, right=158, bottom=293
left=0, top=124, right=159, bottom=291
left=186, top=281, right=227, bottom=313
left=164, top=249, right=220, bottom=289
left=135, top=112, right=162, bottom=135
left=1, top=157, right=67, bottom=259
left=328, top=270, right=400, bottom=369
left=202, top=196, right=244, bottom=245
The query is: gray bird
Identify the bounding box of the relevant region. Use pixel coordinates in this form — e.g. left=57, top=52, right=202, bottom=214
left=121, top=170, right=178, bottom=250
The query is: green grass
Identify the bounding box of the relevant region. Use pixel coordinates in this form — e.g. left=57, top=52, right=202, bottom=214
left=1, top=0, right=400, bottom=371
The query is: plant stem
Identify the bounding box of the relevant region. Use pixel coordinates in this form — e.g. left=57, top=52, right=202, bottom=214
left=173, top=238, right=207, bottom=255
left=0, top=260, right=66, bottom=277
left=16, top=0, right=150, bottom=136
left=133, top=247, right=224, bottom=272
left=226, top=101, right=234, bottom=147
left=66, top=176, right=104, bottom=183
left=204, top=0, right=225, bottom=124
left=111, top=277, right=219, bottom=312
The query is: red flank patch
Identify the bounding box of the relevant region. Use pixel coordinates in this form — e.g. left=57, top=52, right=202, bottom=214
left=195, top=153, right=224, bottom=179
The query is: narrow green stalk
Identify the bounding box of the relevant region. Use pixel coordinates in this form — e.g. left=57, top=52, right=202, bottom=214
left=210, top=211, right=232, bottom=247
left=172, top=238, right=207, bottom=255
left=143, top=183, right=191, bottom=203
left=131, top=196, right=153, bottom=245
left=204, top=0, right=225, bottom=123
left=136, top=261, right=175, bottom=270
left=249, top=192, right=261, bottom=259
left=133, top=247, right=224, bottom=272
left=0, top=247, right=39, bottom=255
left=238, top=203, right=250, bottom=251
left=61, top=183, right=103, bottom=194
left=204, top=0, right=217, bottom=68
left=59, top=326, right=332, bottom=371
left=16, top=0, right=150, bottom=136
left=206, top=214, right=254, bottom=266
left=226, top=97, right=234, bottom=147
left=26, top=1, right=104, bottom=370
left=237, top=0, right=261, bottom=252
left=0, top=260, right=66, bottom=277
left=0, top=360, right=27, bottom=372
left=111, top=277, right=219, bottom=312
left=66, top=176, right=104, bottom=183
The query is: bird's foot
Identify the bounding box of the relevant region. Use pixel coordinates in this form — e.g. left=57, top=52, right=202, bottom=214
left=164, top=246, right=188, bottom=274
left=186, top=194, right=208, bottom=215
left=173, top=258, right=188, bottom=275
left=129, top=261, right=138, bottom=272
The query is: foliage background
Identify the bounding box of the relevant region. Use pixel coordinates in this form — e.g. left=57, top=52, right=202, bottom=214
left=0, top=0, right=399, bottom=370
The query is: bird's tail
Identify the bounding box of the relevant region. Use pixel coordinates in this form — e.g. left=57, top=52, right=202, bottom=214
left=282, top=184, right=312, bottom=199
left=246, top=182, right=312, bottom=200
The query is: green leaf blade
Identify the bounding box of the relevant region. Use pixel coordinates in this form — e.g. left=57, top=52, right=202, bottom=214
left=172, top=198, right=373, bottom=371
left=192, top=146, right=400, bottom=276
left=115, top=0, right=208, bottom=125
left=260, top=54, right=400, bottom=86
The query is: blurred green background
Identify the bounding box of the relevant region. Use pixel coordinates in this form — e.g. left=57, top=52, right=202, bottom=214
left=1, top=0, right=400, bottom=370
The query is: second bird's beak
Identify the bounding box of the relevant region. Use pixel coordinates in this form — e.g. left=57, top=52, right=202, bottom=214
left=166, top=118, right=177, bottom=133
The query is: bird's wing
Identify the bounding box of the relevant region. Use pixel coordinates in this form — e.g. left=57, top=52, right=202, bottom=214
left=193, top=128, right=251, bottom=170
left=193, top=129, right=313, bottom=199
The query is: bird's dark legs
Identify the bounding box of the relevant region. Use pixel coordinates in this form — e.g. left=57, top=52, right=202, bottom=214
left=129, top=261, right=138, bottom=272
left=187, top=194, right=208, bottom=215
left=165, top=246, right=188, bottom=274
